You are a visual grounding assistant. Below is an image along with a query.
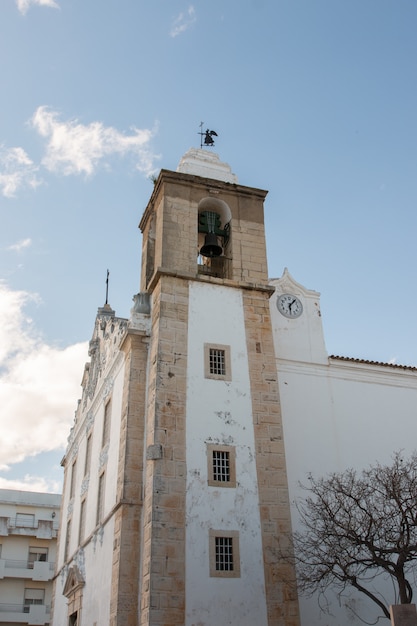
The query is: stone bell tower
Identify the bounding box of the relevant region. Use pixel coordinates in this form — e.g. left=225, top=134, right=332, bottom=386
left=51, top=148, right=299, bottom=626
left=137, top=148, right=299, bottom=626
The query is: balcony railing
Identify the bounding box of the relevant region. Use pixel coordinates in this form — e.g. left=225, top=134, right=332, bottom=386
left=3, top=559, right=55, bottom=570
left=0, top=602, right=50, bottom=612
left=5, top=517, right=59, bottom=531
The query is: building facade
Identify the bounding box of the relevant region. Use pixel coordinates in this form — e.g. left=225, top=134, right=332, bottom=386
left=0, top=489, right=60, bottom=626
left=51, top=150, right=300, bottom=626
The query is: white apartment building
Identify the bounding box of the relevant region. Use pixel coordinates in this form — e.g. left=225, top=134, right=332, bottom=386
left=0, top=490, right=60, bottom=626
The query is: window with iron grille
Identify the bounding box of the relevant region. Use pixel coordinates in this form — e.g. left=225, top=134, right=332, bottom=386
left=209, top=530, right=240, bottom=578
left=213, top=449, right=229, bottom=481
left=204, top=344, right=231, bottom=381
left=207, top=444, right=236, bottom=488
left=216, top=536, right=233, bottom=570
left=210, top=348, right=225, bottom=376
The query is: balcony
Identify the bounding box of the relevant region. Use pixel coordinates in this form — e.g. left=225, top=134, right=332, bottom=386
left=0, top=516, right=58, bottom=538
left=0, top=602, right=50, bottom=625
left=0, top=558, right=55, bottom=581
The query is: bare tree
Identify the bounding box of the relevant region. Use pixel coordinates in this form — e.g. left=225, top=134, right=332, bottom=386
left=289, top=452, right=417, bottom=621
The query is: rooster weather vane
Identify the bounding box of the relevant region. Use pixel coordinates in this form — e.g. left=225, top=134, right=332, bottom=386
left=199, top=122, right=218, bottom=148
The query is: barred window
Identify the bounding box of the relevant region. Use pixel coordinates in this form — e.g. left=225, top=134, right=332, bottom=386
left=210, top=348, right=225, bottom=376
left=207, top=444, right=236, bottom=488
left=209, top=530, right=240, bottom=578
left=213, top=449, right=230, bottom=482
left=204, top=344, right=231, bottom=381
left=215, top=536, right=233, bottom=571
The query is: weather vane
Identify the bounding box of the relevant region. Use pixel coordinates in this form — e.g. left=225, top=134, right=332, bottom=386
left=199, top=122, right=218, bottom=148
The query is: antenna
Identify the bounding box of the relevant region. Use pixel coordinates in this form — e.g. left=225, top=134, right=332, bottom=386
left=105, top=269, right=109, bottom=305
left=199, top=121, right=204, bottom=148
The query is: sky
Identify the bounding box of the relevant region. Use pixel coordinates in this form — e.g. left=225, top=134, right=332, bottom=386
left=1, top=0, right=417, bottom=493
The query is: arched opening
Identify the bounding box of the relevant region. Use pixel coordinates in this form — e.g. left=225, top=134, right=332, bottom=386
left=197, top=197, right=232, bottom=279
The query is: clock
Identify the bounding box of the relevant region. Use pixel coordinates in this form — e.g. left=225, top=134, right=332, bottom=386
left=277, top=293, right=303, bottom=319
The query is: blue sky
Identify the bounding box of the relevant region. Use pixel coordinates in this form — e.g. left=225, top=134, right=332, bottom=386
left=1, top=0, right=417, bottom=492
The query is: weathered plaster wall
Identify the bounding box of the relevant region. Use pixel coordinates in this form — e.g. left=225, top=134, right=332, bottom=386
left=185, top=281, right=268, bottom=626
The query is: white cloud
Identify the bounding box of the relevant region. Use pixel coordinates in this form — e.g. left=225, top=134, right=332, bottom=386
left=0, top=281, right=87, bottom=470
left=7, top=238, right=32, bottom=253
left=170, top=5, right=196, bottom=38
left=0, top=146, right=41, bottom=198
left=31, top=106, right=159, bottom=177
left=16, top=0, right=59, bottom=16
left=0, top=474, right=61, bottom=493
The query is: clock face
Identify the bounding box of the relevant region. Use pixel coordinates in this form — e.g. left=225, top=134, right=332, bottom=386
left=277, top=294, right=303, bottom=319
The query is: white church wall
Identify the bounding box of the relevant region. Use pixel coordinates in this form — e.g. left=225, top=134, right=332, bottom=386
left=185, top=281, right=269, bottom=626
left=270, top=270, right=417, bottom=626
left=53, top=346, right=126, bottom=625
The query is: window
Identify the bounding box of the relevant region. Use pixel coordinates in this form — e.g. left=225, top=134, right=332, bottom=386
left=64, top=519, right=72, bottom=561
left=102, top=399, right=112, bottom=447
left=70, top=459, right=77, bottom=499
left=84, top=434, right=92, bottom=476
left=209, top=530, right=240, bottom=578
left=210, top=348, right=225, bottom=375
left=69, top=611, right=79, bottom=626
left=204, top=343, right=231, bottom=381
left=28, top=547, right=48, bottom=568
left=79, top=499, right=86, bottom=544
left=96, top=472, right=105, bottom=525
left=207, top=444, right=236, bottom=488
left=24, top=588, right=45, bottom=612
left=16, top=513, right=35, bottom=528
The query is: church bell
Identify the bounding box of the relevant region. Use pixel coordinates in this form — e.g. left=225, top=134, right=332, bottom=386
left=199, top=210, right=223, bottom=258
left=199, top=232, right=223, bottom=258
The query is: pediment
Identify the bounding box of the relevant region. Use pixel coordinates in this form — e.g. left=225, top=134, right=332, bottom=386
left=63, top=565, right=85, bottom=597
left=270, top=267, right=320, bottom=299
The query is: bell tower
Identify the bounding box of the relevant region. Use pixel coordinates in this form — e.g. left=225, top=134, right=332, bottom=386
left=138, top=148, right=300, bottom=626
left=51, top=148, right=300, bottom=626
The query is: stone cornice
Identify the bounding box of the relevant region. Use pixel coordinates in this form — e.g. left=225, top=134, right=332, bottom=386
left=147, top=266, right=275, bottom=296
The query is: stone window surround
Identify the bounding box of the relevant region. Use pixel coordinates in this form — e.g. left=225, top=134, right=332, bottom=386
left=204, top=343, right=231, bottom=381
left=207, top=444, right=236, bottom=488
left=209, top=529, right=240, bottom=578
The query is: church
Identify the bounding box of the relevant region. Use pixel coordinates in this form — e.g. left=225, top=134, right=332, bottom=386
left=51, top=148, right=417, bottom=626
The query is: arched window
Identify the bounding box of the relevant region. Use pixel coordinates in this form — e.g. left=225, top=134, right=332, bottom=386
left=197, top=197, right=232, bottom=279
